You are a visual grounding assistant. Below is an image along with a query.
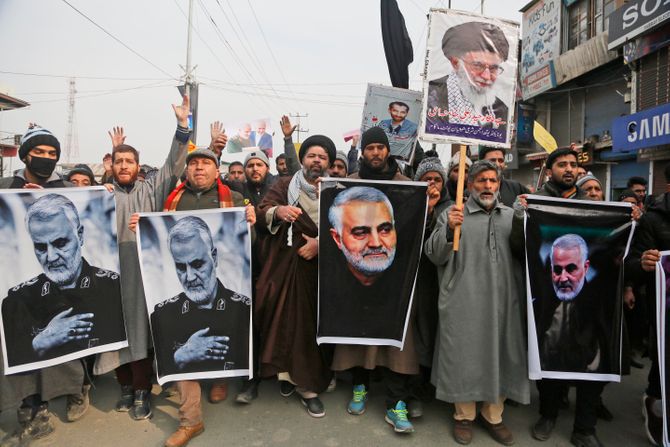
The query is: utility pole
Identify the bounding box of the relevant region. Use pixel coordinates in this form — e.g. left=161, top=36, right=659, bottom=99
left=289, top=113, right=309, bottom=143
left=65, top=77, right=79, bottom=163
left=180, top=0, right=199, bottom=144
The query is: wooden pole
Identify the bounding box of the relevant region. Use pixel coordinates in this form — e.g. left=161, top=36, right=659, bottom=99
left=453, top=144, right=467, bottom=251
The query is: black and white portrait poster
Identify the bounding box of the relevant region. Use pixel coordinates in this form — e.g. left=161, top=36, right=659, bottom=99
left=317, top=178, right=428, bottom=348
left=656, top=251, right=670, bottom=446
left=0, top=187, right=126, bottom=375
left=136, top=208, right=252, bottom=385
left=419, top=8, right=519, bottom=148
left=524, top=195, right=635, bottom=382
left=361, top=84, right=423, bottom=161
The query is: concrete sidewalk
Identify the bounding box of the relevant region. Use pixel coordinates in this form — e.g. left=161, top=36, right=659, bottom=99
left=0, top=364, right=653, bottom=446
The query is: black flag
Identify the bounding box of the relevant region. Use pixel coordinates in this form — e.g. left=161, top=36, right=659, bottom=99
left=381, top=0, right=414, bottom=89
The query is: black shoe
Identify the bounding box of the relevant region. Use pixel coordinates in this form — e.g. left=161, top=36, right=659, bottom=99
left=129, top=390, right=152, bottom=420
left=643, top=394, right=662, bottom=446
left=115, top=385, right=134, bottom=412
left=596, top=400, right=613, bottom=422
left=532, top=417, right=555, bottom=441
left=279, top=380, right=296, bottom=397
left=407, top=398, right=423, bottom=418
left=3, top=404, right=56, bottom=446
left=235, top=379, right=259, bottom=404
left=301, top=397, right=325, bottom=418
left=570, top=431, right=604, bottom=447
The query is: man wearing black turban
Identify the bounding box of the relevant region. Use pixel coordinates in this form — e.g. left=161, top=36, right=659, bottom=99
left=425, top=21, right=510, bottom=137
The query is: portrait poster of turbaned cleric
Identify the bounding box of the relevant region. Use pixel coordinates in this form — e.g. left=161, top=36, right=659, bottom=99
left=136, top=208, right=252, bottom=385
left=317, top=178, right=428, bottom=348
left=0, top=187, right=126, bottom=375
left=419, top=9, right=519, bottom=148
left=524, top=195, right=635, bottom=382
left=361, top=84, right=423, bottom=161
left=655, top=252, right=670, bottom=446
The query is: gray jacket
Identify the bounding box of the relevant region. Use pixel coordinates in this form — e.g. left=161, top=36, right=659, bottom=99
left=94, top=127, right=189, bottom=374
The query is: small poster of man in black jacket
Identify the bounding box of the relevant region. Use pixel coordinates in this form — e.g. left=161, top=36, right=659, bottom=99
left=524, top=195, right=635, bottom=381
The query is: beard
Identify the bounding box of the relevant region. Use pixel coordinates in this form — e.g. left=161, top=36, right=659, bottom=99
left=471, top=189, right=498, bottom=209
left=341, top=243, right=396, bottom=276
left=303, top=164, right=325, bottom=181
left=44, top=246, right=83, bottom=286
left=455, top=65, right=498, bottom=113
left=553, top=275, right=585, bottom=301
left=183, top=276, right=218, bottom=305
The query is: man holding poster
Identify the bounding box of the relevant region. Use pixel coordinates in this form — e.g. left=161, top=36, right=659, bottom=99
left=425, top=160, right=529, bottom=446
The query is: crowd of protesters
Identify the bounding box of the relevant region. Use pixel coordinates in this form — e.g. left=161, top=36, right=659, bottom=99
left=0, top=95, right=668, bottom=447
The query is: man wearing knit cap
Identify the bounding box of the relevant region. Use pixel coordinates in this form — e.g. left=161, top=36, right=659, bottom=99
left=479, top=146, right=529, bottom=207
left=67, top=164, right=97, bottom=187
left=0, top=124, right=70, bottom=189
left=240, top=150, right=276, bottom=208
left=412, top=157, right=452, bottom=411
left=446, top=151, right=473, bottom=202
left=328, top=151, right=349, bottom=178
left=426, top=21, right=510, bottom=134
left=255, top=133, right=336, bottom=418
left=334, top=126, right=427, bottom=434
left=349, top=127, right=407, bottom=181
left=575, top=173, right=604, bottom=202
left=0, top=125, right=84, bottom=446
left=155, top=147, right=255, bottom=447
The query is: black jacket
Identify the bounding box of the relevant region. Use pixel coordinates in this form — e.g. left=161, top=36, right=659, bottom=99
left=626, top=193, right=670, bottom=285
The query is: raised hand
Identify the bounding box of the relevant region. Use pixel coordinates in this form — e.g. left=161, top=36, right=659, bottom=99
left=174, top=327, right=230, bottom=369
left=172, top=95, right=190, bottom=128
left=32, top=308, right=94, bottom=356
left=210, top=121, right=224, bottom=141
left=280, top=115, right=297, bottom=138
left=108, top=126, right=126, bottom=148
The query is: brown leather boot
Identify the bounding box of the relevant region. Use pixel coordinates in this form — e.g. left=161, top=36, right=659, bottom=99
left=164, top=422, right=204, bottom=447
left=478, top=415, right=514, bottom=446
left=208, top=381, right=228, bottom=403
left=453, top=419, right=473, bottom=445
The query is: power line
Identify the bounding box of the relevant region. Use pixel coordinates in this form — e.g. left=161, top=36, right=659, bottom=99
left=27, top=81, right=174, bottom=104
left=0, top=70, right=171, bottom=81
left=196, top=0, right=281, bottom=113
left=216, top=0, right=296, bottom=110
left=201, top=83, right=362, bottom=108
left=245, top=0, right=300, bottom=103
left=59, top=0, right=178, bottom=80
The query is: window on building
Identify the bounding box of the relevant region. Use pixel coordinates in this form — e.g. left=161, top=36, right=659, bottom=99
left=568, top=0, right=617, bottom=50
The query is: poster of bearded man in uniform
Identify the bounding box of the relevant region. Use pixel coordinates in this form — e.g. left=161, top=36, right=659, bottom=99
left=420, top=8, right=519, bottom=148
left=524, top=195, right=635, bottom=382
left=0, top=188, right=126, bottom=375
left=136, top=208, right=252, bottom=385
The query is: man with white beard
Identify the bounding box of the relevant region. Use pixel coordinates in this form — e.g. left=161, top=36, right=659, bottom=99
left=426, top=21, right=510, bottom=135
left=425, top=160, right=529, bottom=445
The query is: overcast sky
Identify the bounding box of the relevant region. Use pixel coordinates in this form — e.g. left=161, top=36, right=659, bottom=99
left=0, top=0, right=527, bottom=168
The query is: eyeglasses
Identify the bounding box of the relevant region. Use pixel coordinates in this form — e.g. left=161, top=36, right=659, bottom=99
left=461, top=59, right=504, bottom=75
left=486, top=158, right=505, bottom=164
left=552, top=264, right=579, bottom=275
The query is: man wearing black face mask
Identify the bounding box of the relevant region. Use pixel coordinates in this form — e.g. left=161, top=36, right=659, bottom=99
left=0, top=125, right=71, bottom=189
left=0, top=125, right=85, bottom=447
